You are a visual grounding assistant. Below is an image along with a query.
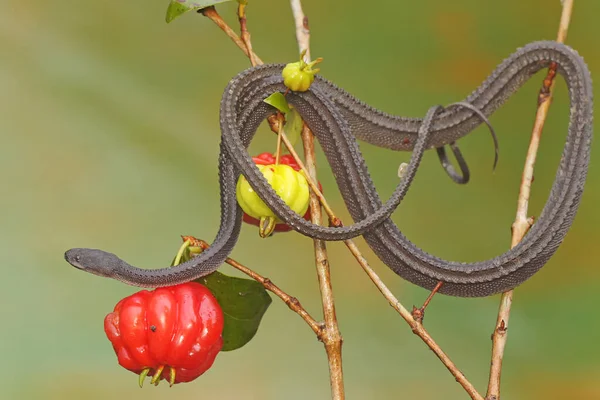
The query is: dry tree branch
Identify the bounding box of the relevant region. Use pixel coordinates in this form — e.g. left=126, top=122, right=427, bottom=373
left=237, top=3, right=259, bottom=67
left=199, top=3, right=483, bottom=398
left=343, top=240, right=484, bottom=400
left=302, top=125, right=346, bottom=400
left=290, top=1, right=345, bottom=399
left=485, top=2, right=575, bottom=399
left=183, top=236, right=323, bottom=336
left=290, top=0, right=311, bottom=62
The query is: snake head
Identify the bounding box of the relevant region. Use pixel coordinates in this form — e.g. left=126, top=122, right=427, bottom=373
left=64, top=248, right=120, bottom=278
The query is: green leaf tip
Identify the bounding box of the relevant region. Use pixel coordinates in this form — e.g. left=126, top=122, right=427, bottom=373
left=173, top=240, right=272, bottom=352
left=284, top=107, right=303, bottom=146
left=197, top=271, right=272, bottom=351
left=165, top=0, right=240, bottom=23
left=264, top=92, right=291, bottom=114
left=263, top=93, right=302, bottom=146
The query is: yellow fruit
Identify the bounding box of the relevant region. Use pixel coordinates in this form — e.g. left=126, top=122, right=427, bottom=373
left=281, top=54, right=323, bottom=92
left=236, top=164, right=310, bottom=237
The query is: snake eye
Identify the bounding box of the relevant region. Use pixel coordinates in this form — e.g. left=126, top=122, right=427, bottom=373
left=75, top=255, right=81, bottom=262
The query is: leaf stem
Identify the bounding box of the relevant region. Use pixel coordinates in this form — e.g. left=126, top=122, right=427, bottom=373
left=486, top=2, right=574, bottom=399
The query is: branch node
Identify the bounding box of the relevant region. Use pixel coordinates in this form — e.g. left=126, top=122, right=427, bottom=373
left=181, top=236, right=321, bottom=336
left=315, top=322, right=327, bottom=342
left=538, top=91, right=553, bottom=106
left=411, top=306, right=424, bottom=324
left=497, top=320, right=508, bottom=335
left=329, top=217, right=343, bottom=228
left=288, top=296, right=300, bottom=307
left=411, top=281, right=444, bottom=324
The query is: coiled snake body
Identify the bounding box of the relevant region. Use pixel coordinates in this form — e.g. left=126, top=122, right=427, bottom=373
left=65, top=41, right=593, bottom=297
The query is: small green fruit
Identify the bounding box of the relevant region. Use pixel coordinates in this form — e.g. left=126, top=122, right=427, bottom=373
left=281, top=53, right=323, bottom=92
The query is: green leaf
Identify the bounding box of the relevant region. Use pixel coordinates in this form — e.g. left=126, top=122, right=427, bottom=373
left=263, top=93, right=303, bottom=146
left=263, top=92, right=291, bottom=114
left=174, top=245, right=272, bottom=352
left=284, top=107, right=303, bottom=147
left=197, top=270, right=272, bottom=351
left=165, top=0, right=237, bottom=23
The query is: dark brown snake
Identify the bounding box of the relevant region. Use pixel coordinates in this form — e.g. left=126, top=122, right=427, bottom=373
left=65, top=41, right=593, bottom=297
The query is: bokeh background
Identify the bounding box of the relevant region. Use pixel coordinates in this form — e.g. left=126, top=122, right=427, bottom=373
left=2, top=1, right=599, bottom=399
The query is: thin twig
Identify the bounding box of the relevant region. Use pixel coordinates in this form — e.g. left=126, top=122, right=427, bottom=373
left=200, top=7, right=263, bottom=65
left=486, top=2, right=574, bottom=399
left=411, top=281, right=444, bottom=323
left=275, top=112, right=284, bottom=164
left=302, top=124, right=345, bottom=400
left=237, top=3, right=259, bottom=67
left=343, top=240, right=484, bottom=400
left=290, top=0, right=311, bottom=62
left=183, top=236, right=323, bottom=336
left=291, top=2, right=345, bottom=398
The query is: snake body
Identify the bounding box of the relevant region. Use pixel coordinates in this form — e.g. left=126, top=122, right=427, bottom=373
left=65, top=41, right=593, bottom=297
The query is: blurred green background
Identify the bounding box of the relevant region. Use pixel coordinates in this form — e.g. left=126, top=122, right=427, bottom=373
left=1, top=0, right=599, bottom=399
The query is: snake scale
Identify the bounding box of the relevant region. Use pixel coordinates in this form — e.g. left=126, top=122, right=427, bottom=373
left=65, top=41, right=593, bottom=297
